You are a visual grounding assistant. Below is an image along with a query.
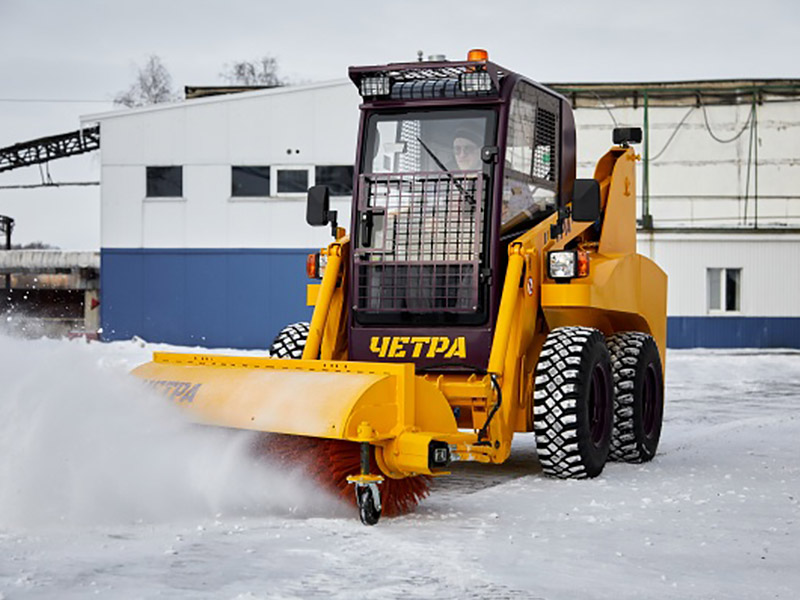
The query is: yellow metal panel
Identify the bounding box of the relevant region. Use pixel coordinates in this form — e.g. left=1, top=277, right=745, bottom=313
left=303, top=246, right=343, bottom=360
left=133, top=355, right=415, bottom=441
left=598, top=148, right=637, bottom=256
left=306, top=284, right=320, bottom=306
left=540, top=252, right=667, bottom=374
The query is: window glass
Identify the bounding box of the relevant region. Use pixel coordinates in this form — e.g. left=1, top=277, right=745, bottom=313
left=232, top=166, right=270, bottom=197
left=363, top=109, right=494, bottom=174
left=146, top=166, right=182, bottom=197
left=707, top=267, right=741, bottom=312
left=315, top=166, right=354, bottom=196
left=725, top=268, right=741, bottom=311
left=277, top=169, right=309, bottom=194
left=506, top=95, right=535, bottom=175
left=707, top=268, right=721, bottom=310
left=502, top=83, right=559, bottom=233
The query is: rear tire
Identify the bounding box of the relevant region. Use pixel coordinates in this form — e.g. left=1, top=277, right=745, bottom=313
left=607, top=332, right=664, bottom=462
left=534, top=327, right=614, bottom=479
left=268, top=322, right=310, bottom=359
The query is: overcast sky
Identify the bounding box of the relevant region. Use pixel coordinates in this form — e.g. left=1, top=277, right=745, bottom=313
left=1, top=0, right=798, bottom=248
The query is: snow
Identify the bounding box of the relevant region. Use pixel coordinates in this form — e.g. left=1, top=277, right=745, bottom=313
left=0, top=334, right=798, bottom=599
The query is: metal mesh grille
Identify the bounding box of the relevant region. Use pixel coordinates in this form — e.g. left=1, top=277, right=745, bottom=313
left=376, top=63, right=504, bottom=83
left=390, top=79, right=495, bottom=100
left=355, top=172, right=484, bottom=312
left=533, top=108, right=557, bottom=182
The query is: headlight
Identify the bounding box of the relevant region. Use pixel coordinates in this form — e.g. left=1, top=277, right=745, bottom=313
left=548, top=249, right=590, bottom=282
left=359, top=76, right=391, bottom=97
left=549, top=251, right=576, bottom=280
left=458, top=71, right=493, bottom=93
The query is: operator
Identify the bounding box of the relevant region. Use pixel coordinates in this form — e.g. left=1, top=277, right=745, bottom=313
left=452, top=127, right=482, bottom=171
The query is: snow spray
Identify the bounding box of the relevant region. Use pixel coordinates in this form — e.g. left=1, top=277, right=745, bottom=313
left=0, top=334, right=338, bottom=527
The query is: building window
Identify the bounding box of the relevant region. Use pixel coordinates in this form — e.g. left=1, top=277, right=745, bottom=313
left=232, top=166, right=270, bottom=197
left=707, top=268, right=741, bottom=312
left=276, top=169, right=309, bottom=194
left=315, top=166, right=354, bottom=196
left=146, top=166, right=182, bottom=197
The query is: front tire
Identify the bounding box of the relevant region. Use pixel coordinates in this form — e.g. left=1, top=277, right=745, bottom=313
left=607, top=332, right=664, bottom=462
left=268, top=322, right=309, bottom=359
left=534, top=327, right=614, bottom=479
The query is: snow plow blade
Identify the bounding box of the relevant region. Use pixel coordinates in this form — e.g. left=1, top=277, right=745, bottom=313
left=131, top=352, right=463, bottom=476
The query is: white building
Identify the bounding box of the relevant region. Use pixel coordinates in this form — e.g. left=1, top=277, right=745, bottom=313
left=83, top=76, right=800, bottom=348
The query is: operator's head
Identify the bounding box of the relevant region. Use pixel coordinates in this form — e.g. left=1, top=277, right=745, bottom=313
left=453, top=126, right=482, bottom=171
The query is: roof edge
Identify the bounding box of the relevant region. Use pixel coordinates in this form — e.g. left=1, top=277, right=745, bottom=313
left=81, top=78, right=351, bottom=124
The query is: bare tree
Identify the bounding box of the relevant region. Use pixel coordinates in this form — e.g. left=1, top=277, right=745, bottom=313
left=220, top=55, right=286, bottom=87
left=12, top=241, right=59, bottom=249
left=115, top=55, right=179, bottom=108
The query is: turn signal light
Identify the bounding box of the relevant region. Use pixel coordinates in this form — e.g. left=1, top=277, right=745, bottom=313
left=306, top=253, right=318, bottom=279
left=577, top=249, right=590, bottom=277
left=306, top=251, right=328, bottom=279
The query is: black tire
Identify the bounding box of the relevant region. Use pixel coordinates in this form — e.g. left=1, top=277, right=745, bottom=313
left=607, top=332, right=664, bottom=463
left=534, top=327, right=614, bottom=479
left=268, top=322, right=310, bottom=359
left=356, top=485, right=381, bottom=526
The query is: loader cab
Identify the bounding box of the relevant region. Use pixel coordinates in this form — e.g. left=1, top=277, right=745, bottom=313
left=354, top=106, right=498, bottom=326
left=341, top=52, right=575, bottom=368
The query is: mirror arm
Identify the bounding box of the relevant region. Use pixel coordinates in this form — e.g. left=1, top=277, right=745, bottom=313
left=328, top=210, right=338, bottom=238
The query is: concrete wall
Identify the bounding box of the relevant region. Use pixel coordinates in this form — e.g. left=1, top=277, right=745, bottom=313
left=575, top=101, right=800, bottom=228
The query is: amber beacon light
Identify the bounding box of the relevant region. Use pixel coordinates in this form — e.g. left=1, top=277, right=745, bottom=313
left=467, top=48, right=489, bottom=62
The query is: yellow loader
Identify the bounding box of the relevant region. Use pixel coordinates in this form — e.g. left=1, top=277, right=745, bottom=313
left=133, top=49, right=667, bottom=525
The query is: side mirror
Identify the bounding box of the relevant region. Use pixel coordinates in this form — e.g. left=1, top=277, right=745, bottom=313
left=612, top=127, right=643, bottom=147
left=306, top=185, right=338, bottom=236
left=571, top=179, right=601, bottom=222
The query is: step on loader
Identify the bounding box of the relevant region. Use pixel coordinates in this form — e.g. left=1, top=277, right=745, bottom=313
left=133, top=49, right=667, bottom=525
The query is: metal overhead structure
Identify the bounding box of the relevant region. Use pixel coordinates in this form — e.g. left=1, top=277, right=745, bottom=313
left=546, top=79, right=800, bottom=230
left=1, top=215, right=13, bottom=289
left=0, top=126, right=100, bottom=174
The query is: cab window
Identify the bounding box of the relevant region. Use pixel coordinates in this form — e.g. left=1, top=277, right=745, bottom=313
left=502, top=82, right=559, bottom=232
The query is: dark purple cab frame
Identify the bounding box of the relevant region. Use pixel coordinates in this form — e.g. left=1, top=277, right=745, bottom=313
left=342, top=58, right=576, bottom=370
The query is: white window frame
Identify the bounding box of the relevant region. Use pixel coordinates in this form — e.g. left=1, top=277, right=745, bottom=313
left=272, top=165, right=314, bottom=198
left=144, top=165, right=185, bottom=202
left=229, top=165, right=272, bottom=202
left=707, top=267, right=742, bottom=314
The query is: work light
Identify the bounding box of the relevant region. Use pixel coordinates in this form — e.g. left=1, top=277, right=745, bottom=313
left=359, top=76, right=391, bottom=97
left=458, top=71, right=493, bottom=93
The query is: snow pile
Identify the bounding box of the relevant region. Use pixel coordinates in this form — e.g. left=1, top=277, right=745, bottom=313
left=0, top=334, right=336, bottom=527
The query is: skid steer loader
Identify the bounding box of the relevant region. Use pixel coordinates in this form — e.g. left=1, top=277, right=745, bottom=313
left=133, top=49, right=667, bottom=525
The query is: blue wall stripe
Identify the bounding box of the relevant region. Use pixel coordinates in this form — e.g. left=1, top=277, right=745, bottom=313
left=101, top=248, right=315, bottom=349
left=100, top=249, right=800, bottom=350
left=667, top=316, right=800, bottom=349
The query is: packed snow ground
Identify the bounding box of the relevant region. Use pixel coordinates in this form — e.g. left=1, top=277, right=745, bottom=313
left=0, top=334, right=798, bottom=599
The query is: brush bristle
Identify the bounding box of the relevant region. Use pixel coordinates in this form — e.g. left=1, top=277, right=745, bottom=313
left=252, top=434, right=431, bottom=516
